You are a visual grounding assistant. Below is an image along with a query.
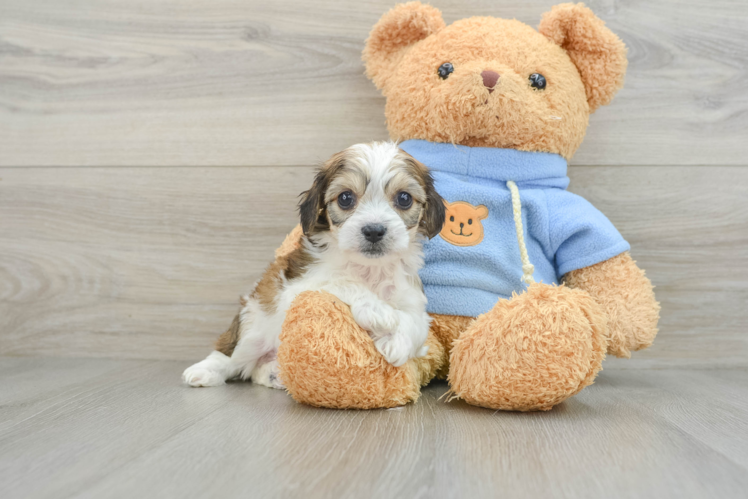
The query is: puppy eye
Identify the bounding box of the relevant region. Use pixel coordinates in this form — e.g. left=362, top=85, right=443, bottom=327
left=529, top=73, right=547, bottom=90
left=395, top=191, right=413, bottom=209
left=450, top=215, right=454, bottom=222
left=468, top=219, right=473, bottom=225
left=337, top=191, right=355, bottom=210
left=437, top=62, right=454, bottom=80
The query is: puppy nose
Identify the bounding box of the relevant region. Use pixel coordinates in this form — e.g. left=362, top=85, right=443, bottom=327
left=362, top=224, right=386, bottom=243
left=481, top=70, right=500, bottom=92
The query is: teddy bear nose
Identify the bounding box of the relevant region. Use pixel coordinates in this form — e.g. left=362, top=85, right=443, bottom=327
left=481, top=70, right=500, bottom=92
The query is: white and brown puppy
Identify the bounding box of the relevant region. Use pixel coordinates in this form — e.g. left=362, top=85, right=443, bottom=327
left=182, top=142, right=445, bottom=388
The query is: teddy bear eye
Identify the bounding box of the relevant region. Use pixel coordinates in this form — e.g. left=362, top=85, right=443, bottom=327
left=450, top=215, right=454, bottom=222
left=468, top=219, right=473, bottom=225
left=529, top=73, right=547, bottom=90
left=437, top=62, right=454, bottom=79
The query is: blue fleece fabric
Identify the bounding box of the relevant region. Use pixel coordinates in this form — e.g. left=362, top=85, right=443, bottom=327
left=400, top=139, right=630, bottom=317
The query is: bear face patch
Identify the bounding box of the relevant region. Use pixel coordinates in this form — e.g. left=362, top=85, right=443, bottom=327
left=440, top=201, right=489, bottom=246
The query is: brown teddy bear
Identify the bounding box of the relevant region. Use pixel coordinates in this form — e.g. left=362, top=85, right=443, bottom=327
left=276, top=2, right=660, bottom=411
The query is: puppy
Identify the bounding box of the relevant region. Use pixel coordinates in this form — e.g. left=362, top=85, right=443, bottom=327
left=182, top=142, right=445, bottom=389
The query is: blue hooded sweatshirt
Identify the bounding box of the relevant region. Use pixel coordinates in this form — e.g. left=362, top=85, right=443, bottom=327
left=399, top=139, right=630, bottom=318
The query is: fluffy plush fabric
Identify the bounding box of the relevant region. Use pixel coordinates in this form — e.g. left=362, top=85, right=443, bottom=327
left=564, top=252, right=660, bottom=357
left=539, top=3, right=628, bottom=112
left=278, top=291, right=443, bottom=409
left=429, top=313, right=474, bottom=379
left=400, top=139, right=630, bottom=318
left=275, top=224, right=303, bottom=260
left=362, top=2, right=445, bottom=91
left=448, top=283, right=607, bottom=411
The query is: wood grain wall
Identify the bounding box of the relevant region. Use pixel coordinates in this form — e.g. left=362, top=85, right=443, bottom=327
left=1, top=0, right=746, bottom=365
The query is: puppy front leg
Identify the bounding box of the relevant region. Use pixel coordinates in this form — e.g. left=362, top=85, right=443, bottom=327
left=321, top=283, right=398, bottom=334
left=373, top=310, right=432, bottom=367
left=350, top=297, right=399, bottom=338
left=322, top=284, right=409, bottom=366
left=368, top=310, right=433, bottom=367
left=352, top=300, right=415, bottom=367
left=397, top=310, right=432, bottom=358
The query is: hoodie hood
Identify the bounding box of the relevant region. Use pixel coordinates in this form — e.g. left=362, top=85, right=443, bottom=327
left=399, top=139, right=569, bottom=189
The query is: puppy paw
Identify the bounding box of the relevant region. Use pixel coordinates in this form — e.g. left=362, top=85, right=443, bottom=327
left=374, top=334, right=413, bottom=367
left=268, top=371, right=286, bottom=390
left=251, top=359, right=286, bottom=390
left=182, top=365, right=225, bottom=387
left=351, top=300, right=399, bottom=337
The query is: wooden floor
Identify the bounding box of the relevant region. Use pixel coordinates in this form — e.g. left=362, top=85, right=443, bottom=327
left=0, top=357, right=746, bottom=498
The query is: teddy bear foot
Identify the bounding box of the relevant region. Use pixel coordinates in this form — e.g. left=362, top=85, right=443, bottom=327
left=277, top=291, right=444, bottom=409
left=448, top=283, right=608, bottom=411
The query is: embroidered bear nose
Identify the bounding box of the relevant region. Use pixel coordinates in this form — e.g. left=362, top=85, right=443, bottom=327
left=481, top=70, right=500, bottom=92
left=460, top=222, right=464, bottom=228
left=362, top=224, right=386, bottom=243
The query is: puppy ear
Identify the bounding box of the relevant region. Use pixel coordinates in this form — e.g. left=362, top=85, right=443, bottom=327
left=363, top=2, right=445, bottom=90
left=420, top=170, right=445, bottom=239
left=298, top=152, right=345, bottom=236
left=539, top=3, right=627, bottom=112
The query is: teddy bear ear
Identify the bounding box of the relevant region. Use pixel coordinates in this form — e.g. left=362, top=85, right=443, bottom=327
left=538, top=3, right=628, bottom=112
left=363, top=2, right=446, bottom=90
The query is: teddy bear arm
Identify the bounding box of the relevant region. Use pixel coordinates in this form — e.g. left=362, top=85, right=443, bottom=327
left=563, top=252, right=660, bottom=358
left=275, top=224, right=304, bottom=260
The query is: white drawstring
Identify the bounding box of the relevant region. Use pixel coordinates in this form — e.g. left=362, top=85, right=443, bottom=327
left=506, top=181, right=535, bottom=285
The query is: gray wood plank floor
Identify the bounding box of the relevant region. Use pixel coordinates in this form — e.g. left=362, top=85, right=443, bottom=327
left=1, top=357, right=747, bottom=498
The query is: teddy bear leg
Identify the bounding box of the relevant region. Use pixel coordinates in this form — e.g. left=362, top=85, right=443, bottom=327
left=429, top=314, right=474, bottom=380
left=278, top=291, right=444, bottom=409
left=448, top=283, right=608, bottom=411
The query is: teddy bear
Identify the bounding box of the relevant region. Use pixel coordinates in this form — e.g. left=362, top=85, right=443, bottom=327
left=275, top=2, right=660, bottom=411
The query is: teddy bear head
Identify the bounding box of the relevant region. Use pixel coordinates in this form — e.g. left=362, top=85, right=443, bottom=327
left=363, top=2, right=627, bottom=159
